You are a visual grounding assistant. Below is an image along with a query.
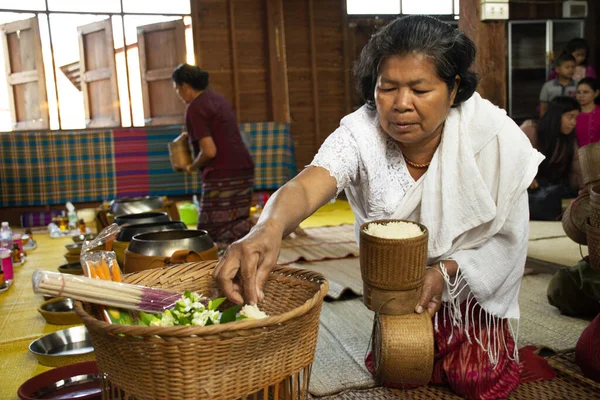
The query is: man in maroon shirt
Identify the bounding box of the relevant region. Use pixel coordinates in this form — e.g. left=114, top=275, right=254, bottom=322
left=172, top=64, right=255, bottom=245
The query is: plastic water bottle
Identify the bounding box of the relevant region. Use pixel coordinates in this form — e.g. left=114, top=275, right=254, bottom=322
left=0, top=222, right=13, bottom=250
left=192, top=195, right=200, bottom=210
left=66, top=202, right=78, bottom=229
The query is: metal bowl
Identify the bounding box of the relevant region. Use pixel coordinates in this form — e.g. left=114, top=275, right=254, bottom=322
left=114, top=211, right=170, bottom=226
left=29, top=326, right=94, bottom=367
left=128, top=229, right=215, bottom=258
left=72, top=233, right=97, bottom=243
left=116, top=221, right=187, bottom=242
left=38, top=297, right=81, bottom=325
left=65, top=242, right=103, bottom=255
left=57, top=262, right=84, bottom=275
left=110, top=196, right=164, bottom=216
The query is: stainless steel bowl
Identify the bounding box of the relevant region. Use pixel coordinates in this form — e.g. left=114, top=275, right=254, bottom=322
left=116, top=221, right=187, bottom=242
left=38, top=298, right=81, bottom=325
left=114, top=211, right=170, bottom=226
left=57, top=262, right=84, bottom=275
left=110, top=196, right=164, bottom=216
left=128, top=229, right=215, bottom=257
left=42, top=297, right=75, bottom=313
left=29, top=326, right=94, bottom=367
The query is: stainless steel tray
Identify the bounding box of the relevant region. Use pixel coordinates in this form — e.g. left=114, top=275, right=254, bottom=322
left=29, top=326, right=94, bottom=367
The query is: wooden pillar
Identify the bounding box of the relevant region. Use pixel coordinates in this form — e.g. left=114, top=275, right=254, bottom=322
left=266, top=0, right=290, bottom=122
left=459, top=0, right=507, bottom=109
left=190, top=0, right=202, bottom=67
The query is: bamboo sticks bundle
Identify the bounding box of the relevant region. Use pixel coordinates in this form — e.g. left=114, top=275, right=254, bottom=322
left=32, top=269, right=181, bottom=313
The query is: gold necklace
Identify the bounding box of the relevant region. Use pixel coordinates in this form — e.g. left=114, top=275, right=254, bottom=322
left=404, top=156, right=431, bottom=169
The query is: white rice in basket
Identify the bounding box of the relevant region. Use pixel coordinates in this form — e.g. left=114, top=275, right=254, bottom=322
left=363, top=221, right=422, bottom=239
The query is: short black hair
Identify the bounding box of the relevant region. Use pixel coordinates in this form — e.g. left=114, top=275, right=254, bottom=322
left=353, top=15, right=478, bottom=109
left=577, top=77, right=598, bottom=92
left=555, top=52, right=576, bottom=67
left=565, top=38, right=590, bottom=65
left=172, top=64, right=209, bottom=91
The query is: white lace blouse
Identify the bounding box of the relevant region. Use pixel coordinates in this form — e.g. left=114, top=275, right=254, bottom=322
left=310, top=124, right=416, bottom=221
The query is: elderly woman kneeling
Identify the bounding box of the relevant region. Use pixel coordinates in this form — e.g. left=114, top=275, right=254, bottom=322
left=215, top=15, right=543, bottom=400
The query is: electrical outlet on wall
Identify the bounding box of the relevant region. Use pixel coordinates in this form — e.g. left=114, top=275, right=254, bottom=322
left=480, top=3, right=509, bottom=21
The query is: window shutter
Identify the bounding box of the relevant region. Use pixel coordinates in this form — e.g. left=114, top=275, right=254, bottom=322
left=77, top=19, right=120, bottom=128
left=0, top=17, right=49, bottom=130
left=137, top=19, right=186, bottom=126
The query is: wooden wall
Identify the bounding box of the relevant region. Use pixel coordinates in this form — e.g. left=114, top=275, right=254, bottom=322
left=191, top=0, right=350, bottom=169
left=190, top=0, right=270, bottom=123
left=283, top=0, right=348, bottom=167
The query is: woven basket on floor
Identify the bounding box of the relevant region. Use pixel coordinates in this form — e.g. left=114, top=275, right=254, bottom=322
left=372, top=312, right=434, bottom=387
left=360, top=220, right=428, bottom=315
left=580, top=143, right=600, bottom=189
left=562, top=193, right=590, bottom=245
left=586, top=222, right=600, bottom=271
left=74, top=261, right=328, bottom=400
left=590, top=185, right=600, bottom=228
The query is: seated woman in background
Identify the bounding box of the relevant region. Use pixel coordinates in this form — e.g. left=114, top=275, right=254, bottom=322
left=575, top=77, right=600, bottom=147
left=172, top=64, right=255, bottom=245
left=521, top=96, right=582, bottom=220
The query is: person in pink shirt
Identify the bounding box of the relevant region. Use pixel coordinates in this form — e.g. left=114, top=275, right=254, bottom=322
left=575, top=77, right=600, bottom=147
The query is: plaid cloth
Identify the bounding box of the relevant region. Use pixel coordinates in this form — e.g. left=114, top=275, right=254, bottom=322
left=0, top=123, right=296, bottom=207
left=145, top=126, right=201, bottom=196
left=240, top=122, right=297, bottom=190
left=0, top=130, right=115, bottom=207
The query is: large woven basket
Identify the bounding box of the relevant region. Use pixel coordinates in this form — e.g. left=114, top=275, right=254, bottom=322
left=74, top=261, right=328, bottom=400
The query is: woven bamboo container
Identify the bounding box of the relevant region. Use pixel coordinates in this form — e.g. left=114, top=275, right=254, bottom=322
left=168, top=133, right=193, bottom=171
left=579, top=143, right=600, bottom=189
left=74, top=261, right=328, bottom=400
left=562, top=193, right=590, bottom=245
left=586, top=222, right=600, bottom=271
left=590, top=185, right=600, bottom=228
left=360, top=220, right=428, bottom=315
left=372, top=312, right=434, bottom=386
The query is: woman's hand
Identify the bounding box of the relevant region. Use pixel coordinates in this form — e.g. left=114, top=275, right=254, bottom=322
left=415, top=264, right=446, bottom=317
left=213, top=221, right=283, bottom=305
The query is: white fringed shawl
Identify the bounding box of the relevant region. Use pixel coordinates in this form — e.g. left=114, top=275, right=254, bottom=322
left=311, top=93, right=544, bottom=363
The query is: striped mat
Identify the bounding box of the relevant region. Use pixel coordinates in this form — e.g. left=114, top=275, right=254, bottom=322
left=277, top=224, right=358, bottom=265
left=0, top=130, right=115, bottom=206
left=113, top=126, right=201, bottom=198
left=0, top=122, right=297, bottom=207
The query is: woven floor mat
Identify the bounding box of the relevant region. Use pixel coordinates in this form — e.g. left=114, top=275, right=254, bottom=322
left=288, top=258, right=362, bottom=299
left=309, top=275, right=593, bottom=396
left=517, top=274, right=590, bottom=352
left=278, top=225, right=358, bottom=265
left=309, top=351, right=600, bottom=399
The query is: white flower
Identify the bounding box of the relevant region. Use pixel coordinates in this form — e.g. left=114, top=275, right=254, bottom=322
left=240, top=304, right=269, bottom=320
left=158, top=312, right=175, bottom=327
left=208, top=310, right=221, bottom=324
